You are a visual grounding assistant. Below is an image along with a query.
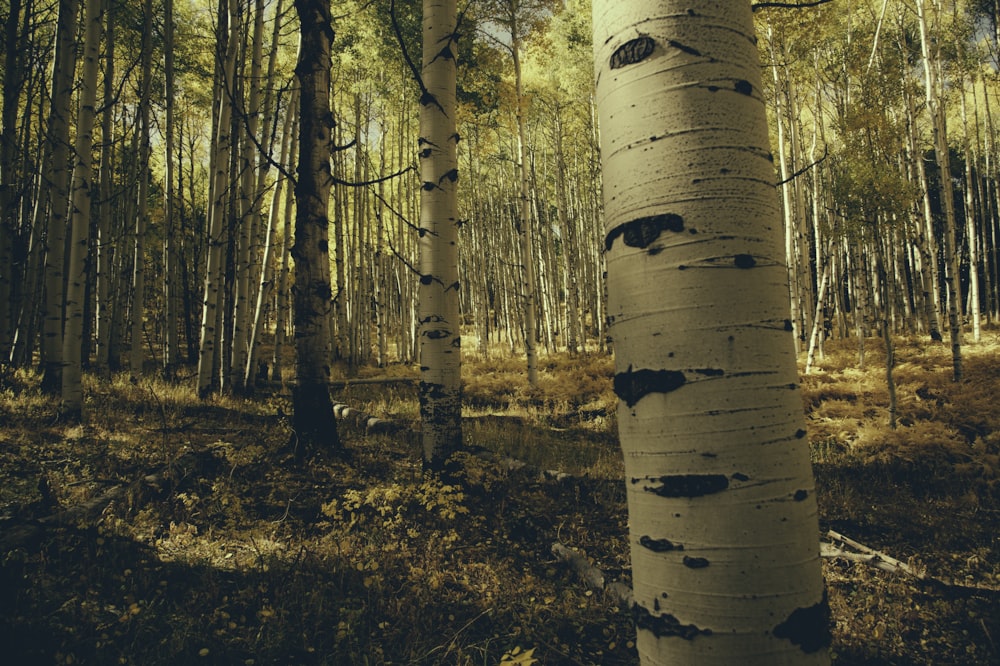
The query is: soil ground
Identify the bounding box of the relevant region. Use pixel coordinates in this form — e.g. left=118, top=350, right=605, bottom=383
left=1, top=333, right=998, bottom=664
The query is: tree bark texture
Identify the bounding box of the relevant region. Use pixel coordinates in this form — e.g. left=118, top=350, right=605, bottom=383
left=39, top=0, right=80, bottom=392
left=418, top=0, right=463, bottom=469
left=291, top=0, right=340, bottom=451
left=61, top=0, right=103, bottom=420
left=592, top=1, right=830, bottom=663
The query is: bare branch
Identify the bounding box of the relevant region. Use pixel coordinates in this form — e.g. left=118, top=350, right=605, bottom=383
left=776, top=147, right=827, bottom=187
left=753, top=0, right=833, bottom=10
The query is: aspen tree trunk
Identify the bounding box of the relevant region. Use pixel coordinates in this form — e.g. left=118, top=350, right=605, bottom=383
left=230, top=0, right=264, bottom=394
left=95, top=0, right=115, bottom=374
left=873, top=222, right=897, bottom=429
left=916, top=0, right=962, bottom=381
left=512, top=31, right=538, bottom=385
left=767, top=26, right=801, bottom=351
left=554, top=113, right=581, bottom=357
left=331, top=113, right=349, bottom=362
left=959, top=82, right=982, bottom=343
left=246, top=0, right=287, bottom=385
left=910, top=120, right=944, bottom=341
left=0, top=0, right=21, bottom=363
left=129, top=0, right=153, bottom=377
left=40, top=0, right=81, bottom=392
left=247, top=90, right=297, bottom=389
left=271, top=118, right=297, bottom=383
left=981, top=74, right=1000, bottom=322
left=592, top=2, right=830, bottom=663
left=62, top=0, right=101, bottom=420
left=805, top=241, right=834, bottom=376
left=291, top=0, right=340, bottom=452
left=163, top=0, right=179, bottom=375
left=971, top=91, right=994, bottom=325
left=198, top=0, right=239, bottom=396
left=418, top=0, right=462, bottom=469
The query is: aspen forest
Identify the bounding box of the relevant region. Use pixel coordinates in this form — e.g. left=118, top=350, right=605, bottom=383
left=2, top=0, right=1000, bottom=662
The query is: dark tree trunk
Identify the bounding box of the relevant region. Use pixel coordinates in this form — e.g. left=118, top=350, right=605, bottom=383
left=291, top=0, right=340, bottom=453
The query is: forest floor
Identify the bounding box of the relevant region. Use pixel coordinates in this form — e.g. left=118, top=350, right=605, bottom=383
left=1, top=333, right=999, bottom=665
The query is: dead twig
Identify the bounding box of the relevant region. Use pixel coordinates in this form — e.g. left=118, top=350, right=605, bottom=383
left=822, top=529, right=1000, bottom=595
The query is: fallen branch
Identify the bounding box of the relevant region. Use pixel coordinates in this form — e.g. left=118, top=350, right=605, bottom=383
left=822, top=529, right=1000, bottom=595
left=551, top=541, right=633, bottom=609
left=332, top=402, right=404, bottom=435
left=329, top=377, right=418, bottom=389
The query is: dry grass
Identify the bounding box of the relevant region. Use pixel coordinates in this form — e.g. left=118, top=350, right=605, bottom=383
left=1, top=333, right=998, bottom=664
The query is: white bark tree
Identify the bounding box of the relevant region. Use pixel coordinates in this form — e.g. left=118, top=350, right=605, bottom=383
left=418, top=0, right=462, bottom=469
left=197, top=0, right=239, bottom=396
left=915, top=0, right=963, bottom=380
left=39, top=0, right=80, bottom=392
left=61, top=0, right=102, bottom=420
left=592, top=1, right=830, bottom=663
left=129, top=0, right=153, bottom=377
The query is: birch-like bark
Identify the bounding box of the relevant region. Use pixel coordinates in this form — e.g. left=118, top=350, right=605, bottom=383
left=291, top=0, right=340, bottom=452
left=916, top=0, right=963, bottom=380
left=40, top=0, right=80, bottom=392
left=62, top=0, right=102, bottom=420
left=419, top=0, right=462, bottom=469
left=129, top=0, right=153, bottom=377
left=904, top=89, right=943, bottom=341
left=198, top=0, right=238, bottom=396
left=959, top=79, right=982, bottom=343
left=95, top=0, right=115, bottom=374
left=592, top=1, right=829, bottom=663
left=163, top=0, right=179, bottom=374
left=271, top=115, right=297, bottom=383
left=247, top=89, right=297, bottom=389
left=513, top=32, right=538, bottom=385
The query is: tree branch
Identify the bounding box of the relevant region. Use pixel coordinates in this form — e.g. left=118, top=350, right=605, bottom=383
left=753, top=0, right=833, bottom=10
left=776, top=147, right=827, bottom=187
left=389, top=0, right=444, bottom=114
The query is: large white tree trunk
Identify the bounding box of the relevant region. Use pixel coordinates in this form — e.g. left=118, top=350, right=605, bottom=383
left=592, top=2, right=829, bottom=664
left=418, top=0, right=462, bottom=469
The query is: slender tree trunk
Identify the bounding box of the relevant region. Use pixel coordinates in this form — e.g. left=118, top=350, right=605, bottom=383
left=873, top=223, right=897, bottom=429
left=418, top=0, right=462, bottom=470
left=291, top=0, right=340, bottom=452
left=62, top=0, right=102, bottom=420
left=247, top=89, right=297, bottom=389
left=959, top=79, right=982, bottom=343
left=163, top=0, right=179, bottom=375
left=805, top=241, right=834, bottom=375
left=554, top=112, right=581, bottom=357
left=129, top=0, right=153, bottom=377
left=95, top=0, right=115, bottom=375
left=272, top=112, right=298, bottom=383
left=512, top=32, right=538, bottom=385
left=0, top=0, right=23, bottom=363
left=592, top=2, right=830, bottom=663
left=916, top=0, right=962, bottom=380
left=40, top=0, right=81, bottom=392
left=768, top=24, right=802, bottom=352
left=198, top=0, right=238, bottom=396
